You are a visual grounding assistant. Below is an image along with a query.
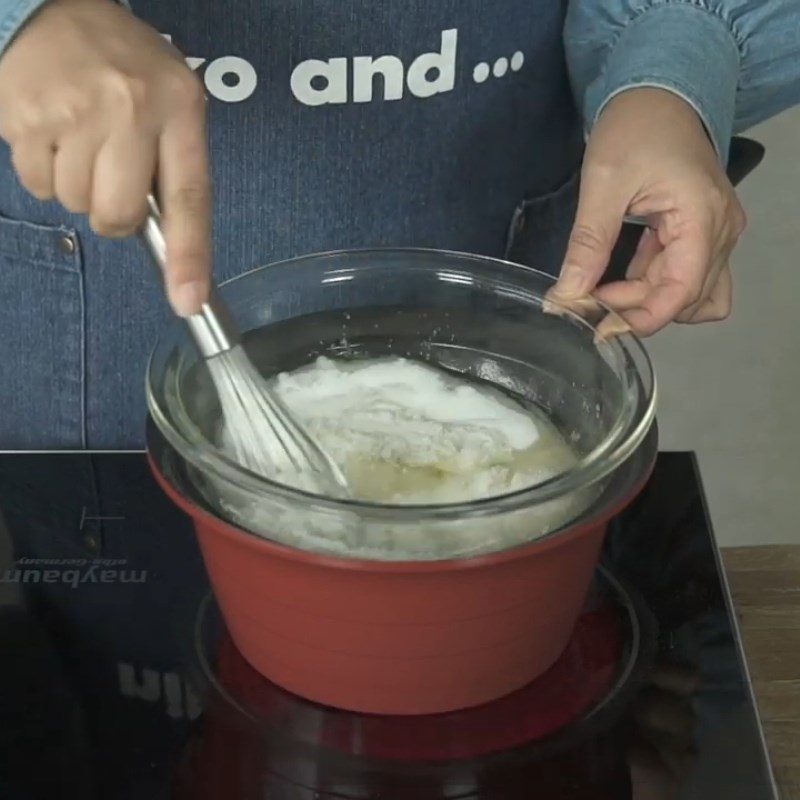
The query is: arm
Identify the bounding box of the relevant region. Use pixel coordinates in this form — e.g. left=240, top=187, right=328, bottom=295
left=0, top=1, right=48, bottom=55
left=0, top=0, right=210, bottom=317
left=564, top=0, right=800, bottom=164
left=551, top=0, right=799, bottom=336
left=1, top=0, right=133, bottom=55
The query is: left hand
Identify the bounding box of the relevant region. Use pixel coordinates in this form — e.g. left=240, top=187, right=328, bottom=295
left=551, top=88, right=747, bottom=336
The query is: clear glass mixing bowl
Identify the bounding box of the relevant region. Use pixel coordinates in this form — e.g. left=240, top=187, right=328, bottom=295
left=146, top=249, right=655, bottom=560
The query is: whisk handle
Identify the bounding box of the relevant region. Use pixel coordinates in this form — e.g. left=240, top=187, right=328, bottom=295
left=139, top=194, right=241, bottom=358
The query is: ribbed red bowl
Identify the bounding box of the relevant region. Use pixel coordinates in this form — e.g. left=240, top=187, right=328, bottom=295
left=147, top=420, right=656, bottom=715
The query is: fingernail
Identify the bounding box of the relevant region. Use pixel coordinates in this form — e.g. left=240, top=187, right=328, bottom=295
left=594, top=314, right=632, bottom=344
left=170, top=280, right=207, bottom=317
left=542, top=297, right=560, bottom=315
left=554, top=266, right=587, bottom=297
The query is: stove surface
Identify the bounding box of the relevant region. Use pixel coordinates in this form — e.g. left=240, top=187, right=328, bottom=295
left=0, top=452, right=778, bottom=799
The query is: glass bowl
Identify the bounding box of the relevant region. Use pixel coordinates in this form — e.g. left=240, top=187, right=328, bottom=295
left=146, top=248, right=655, bottom=561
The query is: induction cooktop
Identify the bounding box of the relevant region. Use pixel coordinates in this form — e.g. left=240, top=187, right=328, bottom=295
left=0, top=452, right=779, bottom=799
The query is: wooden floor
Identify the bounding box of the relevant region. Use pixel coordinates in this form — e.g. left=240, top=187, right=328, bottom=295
left=724, top=546, right=800, bottom=800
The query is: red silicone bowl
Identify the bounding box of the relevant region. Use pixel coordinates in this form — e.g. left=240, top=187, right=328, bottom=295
left=147, top=419, right=656, bottom=715
left=145, top=250, right=657, bottom=714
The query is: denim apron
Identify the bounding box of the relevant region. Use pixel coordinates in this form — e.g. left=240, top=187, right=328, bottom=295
left=0, top=5, right=584, bottom=795
left=0, top=0, right=582, bottom=449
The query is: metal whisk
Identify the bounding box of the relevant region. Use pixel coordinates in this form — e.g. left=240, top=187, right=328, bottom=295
left=140, top=195, right=349, bottom=497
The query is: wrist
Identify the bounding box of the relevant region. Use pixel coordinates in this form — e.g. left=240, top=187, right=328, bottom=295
left=0, top=0, right=51, bottom=60
left=603, top=87, right=712, bottom=139
left=577, top=3, right=740, bottom=165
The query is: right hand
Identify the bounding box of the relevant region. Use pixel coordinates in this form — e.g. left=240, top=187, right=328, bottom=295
left=0, top=0, right=211, bottom=316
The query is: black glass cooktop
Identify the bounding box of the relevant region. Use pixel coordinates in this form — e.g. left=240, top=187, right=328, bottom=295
left=0, top=452, right=779, bottom=799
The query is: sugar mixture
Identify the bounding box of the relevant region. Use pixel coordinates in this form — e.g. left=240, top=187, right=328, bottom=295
left=271, top=356, right=576, bottom=504
left=202, top=355, right=595, bottom=560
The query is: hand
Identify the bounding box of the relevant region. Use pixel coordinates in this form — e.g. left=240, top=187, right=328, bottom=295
left=551, top=88, right=746, bottom=336
left=0, top=0, right=211, bottom=316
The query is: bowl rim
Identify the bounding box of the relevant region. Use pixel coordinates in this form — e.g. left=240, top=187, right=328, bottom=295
left=146, top=420, right=658, bottom=571
left=146, top=246, right=657, bottom=521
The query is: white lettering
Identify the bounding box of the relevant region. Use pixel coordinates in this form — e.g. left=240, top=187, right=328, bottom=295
left=352, top=55, right=404, bottom=103
left=81, top=565, right=98, bottom=583
left=407, top=29, right=457, bottom=99
left=162, top=672, right=184, bottom=720
left=159, top=27, right=475, bottom=108
left=63, top=569, right=79, bottom=588
left=118, top=570, right=147, bottom=584
left=117, top=664, right=203, bottom=720
left=204, top=56, right=258, bottom=103
left=118, top=663, right=161, bottom=703
left=184, top=680, right=204, bottom=721
left=161, top=31, right=258, bottom=103
left=291, top=57, right=348, bottom=106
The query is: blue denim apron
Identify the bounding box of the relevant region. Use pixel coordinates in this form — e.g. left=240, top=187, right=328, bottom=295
left=0, top=0, right=582, bottom=449
left=0, top=7, right=586, bottom=794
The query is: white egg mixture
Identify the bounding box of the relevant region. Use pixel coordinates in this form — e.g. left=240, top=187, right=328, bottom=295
left=273, top=356, right=576, bottom=504
left=206, top=356, right=594, bottom=560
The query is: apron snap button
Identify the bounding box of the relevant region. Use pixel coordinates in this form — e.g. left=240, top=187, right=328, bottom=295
left=58, top=234, right=76, bottom=256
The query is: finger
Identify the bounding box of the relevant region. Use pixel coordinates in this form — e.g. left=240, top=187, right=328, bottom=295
left=677, top=232, right=735, bottom=320
left=676, top=270, right=720, bottom=322
left=53, top=131, right=102, bottom=214
left=593, top=278, right=650, bottom=311
left=595, top=277, right=692, bottom=337
left=543, top=290, right=633, bottom=342
left=594, top=310, right=632, bottom=342
left=681, top=266, right=732, bottom=324
left=676, top=244, right=728, bottom=320
left=622, top=227, right=714, bottom=335
left=626, top=227, right=662, bottom=281
left=158, top=94, right=212, bottom=317
left=11, top=136, right=56, bottom=200
left=90, top=128, right=156, bottom=237
left=592, top=226, right=663, bottom=311
left=553, top=165, right=629, bottom=298
left=542, top=293, right=602, bottom=318
left=0, top=97, right=61, bottom=147
left=620, top=284, right=694, bottom=335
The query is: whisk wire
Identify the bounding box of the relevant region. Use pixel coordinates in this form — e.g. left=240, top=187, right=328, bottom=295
left=139, top=195, right=349, bottom=498
left=208, top=347, right=349, bottom=496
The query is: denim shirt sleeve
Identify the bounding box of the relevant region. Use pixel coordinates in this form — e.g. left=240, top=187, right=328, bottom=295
left=0, top=0, right=50, bottom=57
left=0, top=0, right=133, bottom=59
left=564, top=0, right=800, bottom=164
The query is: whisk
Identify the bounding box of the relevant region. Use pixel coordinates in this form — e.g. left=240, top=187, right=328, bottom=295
left=140, top=195, right=349, bottom=498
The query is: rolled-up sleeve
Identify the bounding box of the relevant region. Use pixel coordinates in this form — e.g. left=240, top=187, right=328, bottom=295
left=0, top=0, right=50, bottom=58
left=0, top=0, right=135, bottom=62
left=565, top=0, right=800, bottom=165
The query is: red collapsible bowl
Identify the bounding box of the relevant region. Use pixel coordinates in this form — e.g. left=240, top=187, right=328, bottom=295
left=145, top=249, right=657, bottom=714
left=147, top=420, right=656, bottom=715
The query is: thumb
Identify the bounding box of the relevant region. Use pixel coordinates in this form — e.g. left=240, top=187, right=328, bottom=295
left=554, top=169, right=629, bottom=298
left=159, top=102, right=212, bottom=318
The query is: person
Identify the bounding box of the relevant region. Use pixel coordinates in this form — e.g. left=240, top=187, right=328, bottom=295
left=0, top=6, right=797, bottom=797
left=0, top=0, right=797, bottom=451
